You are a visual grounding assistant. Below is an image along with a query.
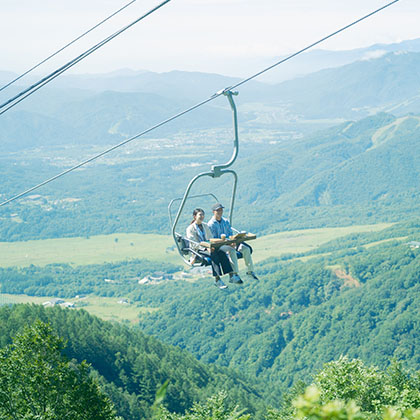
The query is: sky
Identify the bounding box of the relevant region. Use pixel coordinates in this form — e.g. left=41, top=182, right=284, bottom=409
left=0, top=0, right=419, bottom=78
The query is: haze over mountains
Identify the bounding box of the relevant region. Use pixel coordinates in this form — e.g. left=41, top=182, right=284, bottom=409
left=0, top=38, right=419, bottom=239
left=2, top=38, right=420, bottom=152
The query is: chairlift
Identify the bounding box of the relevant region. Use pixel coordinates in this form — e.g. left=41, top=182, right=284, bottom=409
left=168, top=90, right=240, bottom=266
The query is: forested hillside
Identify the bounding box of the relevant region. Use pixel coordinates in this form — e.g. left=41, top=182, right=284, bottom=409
left=1, top=111, right=419, bottom=241
left=237, top=112, right=420, bottom=233
left=2, top=221, right=418, bottom=414
left=0, top=221, right=419, bottom=418
left=0, top=304, right=266, bottom=419
left=134, top=221, right=420, bottom=403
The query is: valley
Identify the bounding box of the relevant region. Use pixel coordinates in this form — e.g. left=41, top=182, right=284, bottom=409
left=0, top=223, right=391, bottom=268
left=1, top=37, right=420, bottom=420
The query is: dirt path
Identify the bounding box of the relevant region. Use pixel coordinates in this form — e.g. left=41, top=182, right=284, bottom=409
left=334, top=269, right=361, bottom=288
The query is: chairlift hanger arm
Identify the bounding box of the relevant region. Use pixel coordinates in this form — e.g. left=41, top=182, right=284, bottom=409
left=211, top=90, right=239, bottom=177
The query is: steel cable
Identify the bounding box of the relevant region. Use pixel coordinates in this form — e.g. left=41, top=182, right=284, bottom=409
left=0, top=0, right=138, bottom=94
left=0, top=0, right=171, bottom=115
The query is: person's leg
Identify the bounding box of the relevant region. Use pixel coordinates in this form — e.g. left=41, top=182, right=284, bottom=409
left=199, top=250, right=220, bottom=277
left=216, top=250, right=234, bottom=275
left=238, top=243, right=254, bottom=273
left=207, top=250, right=228, bottom=289
left=220, top=244, right=239, bottom=273
left=215, top=250, right=242, bottom=284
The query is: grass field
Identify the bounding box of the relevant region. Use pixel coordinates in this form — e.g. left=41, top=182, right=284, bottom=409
left=0, top=233, right=178, bottom=268
left=0, top=223, right=393, bottom=323
left=0, top=224, right=392, bottom=268
left=251, top=223, right=392, bottom=263
left=0, top=294, right=157, bottom=323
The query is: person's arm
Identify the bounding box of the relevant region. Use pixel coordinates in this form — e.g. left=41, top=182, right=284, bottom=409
left=186, top=224, right=200, bottom=251
left=224, top=219, right=233, bottom=237
left=204, top=223, right=214, bottom=240
left=207, top=218, right=218, bottom=238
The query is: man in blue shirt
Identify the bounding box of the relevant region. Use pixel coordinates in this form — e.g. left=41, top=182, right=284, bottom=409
left=208, top=203, right=258, bottom=282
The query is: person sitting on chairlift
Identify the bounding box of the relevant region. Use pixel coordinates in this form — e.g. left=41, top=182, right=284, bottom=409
left=208, top=203, right=259, bottom=281
left=186, top=208, right=242, bottom=289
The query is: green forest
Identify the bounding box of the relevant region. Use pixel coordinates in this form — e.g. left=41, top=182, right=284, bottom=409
left=1, top=306, right=420, bottom=420
left=0, top=219, right=419, bottom=418
left=1, top=111, right=419, bottom=242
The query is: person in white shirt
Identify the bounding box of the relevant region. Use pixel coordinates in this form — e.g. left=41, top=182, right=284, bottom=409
left=186, top=208, right=242, bottom=289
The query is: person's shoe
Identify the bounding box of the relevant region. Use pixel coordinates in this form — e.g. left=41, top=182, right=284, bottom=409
left=214, top=278, right=228, bottom=289
left=247, top=271, right=259, bottom=280
left=229, top=274, right=243, bottom=284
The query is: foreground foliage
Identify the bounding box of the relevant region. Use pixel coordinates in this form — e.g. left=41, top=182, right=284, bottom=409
left=156, top=391, right=250, bottom=420
left=151, top=357, right=420, bottom=420
left=0, top=320, right=117, bottom=420
left=269, top=357, right=420, bottom=420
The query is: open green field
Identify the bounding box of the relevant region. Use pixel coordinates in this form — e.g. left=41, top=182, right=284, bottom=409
left=251, top=223, right=392, bottom=262
left=0, top=233, right=178, bottom=268
left=0, top=294, right=157, bottom=323
left=0, top=223, right=392, bottom=268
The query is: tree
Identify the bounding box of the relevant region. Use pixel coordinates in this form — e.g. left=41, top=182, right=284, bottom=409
left=155, top=391, right=250, bottom=420
left=0, top=320, right=117, bottom=420
left=266, top=384, right=420, bottom=420
left=314, top=357, right=420, bottom=415
left=268, top=357, right=420, bottom=420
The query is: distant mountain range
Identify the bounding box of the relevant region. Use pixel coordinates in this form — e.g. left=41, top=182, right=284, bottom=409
left=2, top=37, right=420, bottom=87
left=1, top=39, right=420, bottom=151
left=266, top=50, right=420, bottom=120
left=257, top=37, right=420, bottom=83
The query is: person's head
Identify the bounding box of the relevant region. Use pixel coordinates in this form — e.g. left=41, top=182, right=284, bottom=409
left=191, top=208, right=205, bottom=224
left=212, top=203, right=224, bottom=221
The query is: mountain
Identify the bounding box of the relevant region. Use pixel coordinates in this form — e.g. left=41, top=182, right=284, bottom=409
left=4, top=48, right=420, bottom=151
left=257, top=37, right=420, bottom=83
left=55, top=70, right=247, bottom=101
left=0, top=110, right=81, bottom=151
left=50, top=90, right=232, bottom=142
left=266, top=51, right=420, bottom=120
left=233, top=112, right=420, bottom=233
left=1, top=89, right=233, bottom=150
left=4, top=38, right=420, bottom=89
left=134, top=221, right=420, bottom=403
left=0, top=111, right=418, bottom=241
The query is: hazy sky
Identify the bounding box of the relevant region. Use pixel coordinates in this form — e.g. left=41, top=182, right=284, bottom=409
left=1, top=0, right=419, bottom=77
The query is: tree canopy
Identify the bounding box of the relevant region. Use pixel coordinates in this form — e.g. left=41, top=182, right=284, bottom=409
left=0, top=320, right=117, bottom=420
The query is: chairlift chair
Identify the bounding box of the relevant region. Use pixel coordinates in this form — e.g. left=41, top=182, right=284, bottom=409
left=168, top=90, right=241, bottom=266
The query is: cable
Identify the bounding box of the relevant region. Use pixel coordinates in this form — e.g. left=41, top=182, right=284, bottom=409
left=0, top=0, right=171, bottom=116
left=229, top=0, right=400, bottom=91
left=0, top=0, right=138, bottom=94
left=0, top=96, right=216, bottom=208
left=0, top=0, right=400, bottom=208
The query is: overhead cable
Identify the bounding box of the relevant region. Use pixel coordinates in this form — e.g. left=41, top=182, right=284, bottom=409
left=0, top=0, right=138, bottom=94
left=0, top=0, right=171, bottom=116
left=0, top=0, right=400, bottom=208
left=228, top=0, right=400, bottom=91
